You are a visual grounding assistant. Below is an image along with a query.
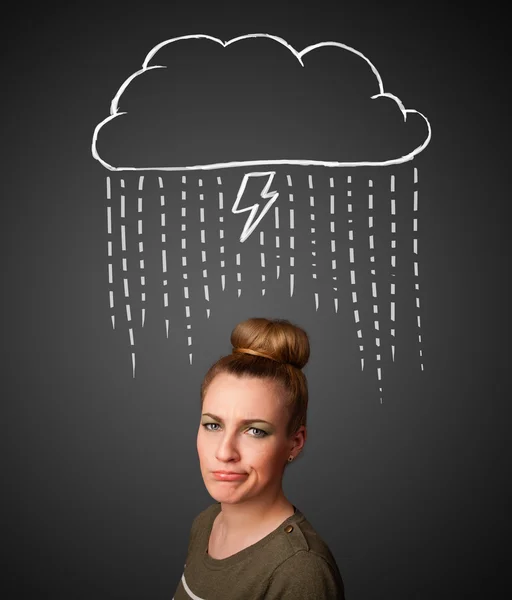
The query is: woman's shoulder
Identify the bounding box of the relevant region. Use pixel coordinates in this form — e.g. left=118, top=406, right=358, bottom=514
left=278, top=509, right=341, bottom=573
left=267, top=546, right=345, bottom=599
left=185, top=502, right=221, bottom=556
left=191, top=502, right=221, bottom=531
left=201, top=501, right=222, bottom=519
left=267, top=510, right=344, bottom=598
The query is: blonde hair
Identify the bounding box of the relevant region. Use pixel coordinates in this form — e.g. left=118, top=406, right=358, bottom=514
left=200, top=318, right=310, bottom=439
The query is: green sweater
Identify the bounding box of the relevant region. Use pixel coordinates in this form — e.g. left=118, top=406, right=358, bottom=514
left=173, top=502, right=345, bottom=599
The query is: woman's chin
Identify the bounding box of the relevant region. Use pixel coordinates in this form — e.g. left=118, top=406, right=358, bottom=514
left=205, top=483, right=244, bottom=503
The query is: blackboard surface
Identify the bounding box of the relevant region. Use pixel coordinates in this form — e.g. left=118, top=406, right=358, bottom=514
left=3, top=3, right=509, bottom=599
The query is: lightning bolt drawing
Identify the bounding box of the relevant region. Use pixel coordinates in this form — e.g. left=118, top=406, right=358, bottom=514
left=232, top=172, right=279, bottom=242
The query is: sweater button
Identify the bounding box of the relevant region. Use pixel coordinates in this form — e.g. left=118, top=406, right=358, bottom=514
left=284, top=525, right=293, bottom=533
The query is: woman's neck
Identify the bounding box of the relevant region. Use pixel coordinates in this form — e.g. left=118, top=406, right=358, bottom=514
left=217, top=494, right=295, bottom=541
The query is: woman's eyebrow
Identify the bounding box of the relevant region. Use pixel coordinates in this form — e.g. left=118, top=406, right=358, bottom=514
left=201, top=412, right=274, bottom=426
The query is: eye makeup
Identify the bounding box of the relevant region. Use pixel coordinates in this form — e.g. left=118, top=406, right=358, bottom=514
left=201, top=413, right=275, bottom=435
left=202, top=422, right=269, bottom=437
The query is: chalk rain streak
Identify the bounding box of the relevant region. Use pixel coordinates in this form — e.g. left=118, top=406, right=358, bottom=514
left=103, top=169, right=424, bottom=392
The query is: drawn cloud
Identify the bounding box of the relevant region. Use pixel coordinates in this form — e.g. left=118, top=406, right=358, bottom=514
left=92, top=34, right=431, bottom=171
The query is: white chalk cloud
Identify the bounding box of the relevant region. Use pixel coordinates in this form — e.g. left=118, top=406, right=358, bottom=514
left=92, top=34, right=431, bottom=171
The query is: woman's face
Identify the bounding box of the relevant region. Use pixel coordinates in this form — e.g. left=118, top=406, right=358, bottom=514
left=197, top=373, right=298, bottom=506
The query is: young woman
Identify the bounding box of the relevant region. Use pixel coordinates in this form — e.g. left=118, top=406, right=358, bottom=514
left=173, top=318, right=345, bottom=599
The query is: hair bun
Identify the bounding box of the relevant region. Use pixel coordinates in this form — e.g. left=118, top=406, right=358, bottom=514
left=231, top=318, right=310, bottom=369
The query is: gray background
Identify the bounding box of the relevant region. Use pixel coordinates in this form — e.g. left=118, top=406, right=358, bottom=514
left=2, top=2, right=509, bottom=599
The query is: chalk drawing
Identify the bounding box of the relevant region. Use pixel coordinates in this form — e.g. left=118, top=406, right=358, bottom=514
left=92, top=34, right=430, bottom=171
left=92, top=33, right=430, bottom=396
left=329, top=177, right=338, bottom=314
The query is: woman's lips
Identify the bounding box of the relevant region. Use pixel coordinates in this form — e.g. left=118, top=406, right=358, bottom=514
left=212, top=471, right=248, bottom=481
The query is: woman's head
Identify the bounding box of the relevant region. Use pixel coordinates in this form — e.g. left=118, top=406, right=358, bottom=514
left=196, top=318, right=310, bottom=505
left=201, top=318, right=310, bottom=438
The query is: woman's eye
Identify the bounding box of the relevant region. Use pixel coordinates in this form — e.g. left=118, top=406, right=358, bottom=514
left=202, top=423, right=267, bottom=437
left=203, top=423, right=220, bottom=432
left=248, top=427, right=267, bottom=438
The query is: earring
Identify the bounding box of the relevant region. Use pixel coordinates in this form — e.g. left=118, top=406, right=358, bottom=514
left=287, top=456, right=294, bottom=462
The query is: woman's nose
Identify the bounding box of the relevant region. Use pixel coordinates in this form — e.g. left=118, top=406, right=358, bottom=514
left=215, top=431, right=240, bottom=461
